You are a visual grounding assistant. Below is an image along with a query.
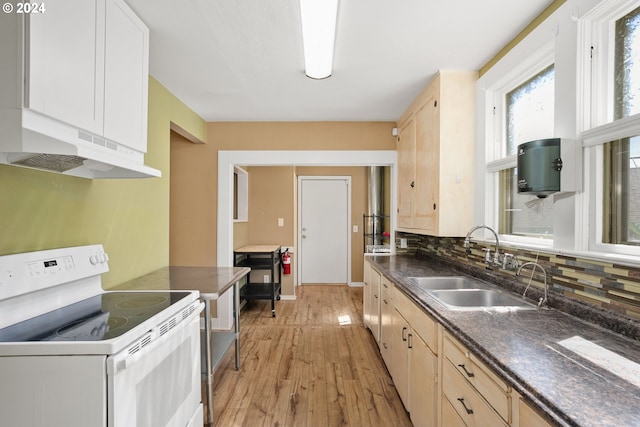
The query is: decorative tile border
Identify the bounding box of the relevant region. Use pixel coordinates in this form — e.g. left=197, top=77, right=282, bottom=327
left=396, top=232, right=640, bottom=332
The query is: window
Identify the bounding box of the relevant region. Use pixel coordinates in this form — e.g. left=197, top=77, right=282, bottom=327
left=614, top=5, right=640, bottom=120
left=506, top=65, right=555, bottom=156
left=583, top=0, right=640, bottom=255
left=494, top=64, right=555, bottom=240
left=602, top=135, right=640, bottom=245
left=499, top=168, right=554, bottom=238
left=233, top=166, right=248, bottom=222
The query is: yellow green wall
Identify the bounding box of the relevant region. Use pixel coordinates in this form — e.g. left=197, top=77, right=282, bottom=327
left=0, top=76, right=205, bottom=288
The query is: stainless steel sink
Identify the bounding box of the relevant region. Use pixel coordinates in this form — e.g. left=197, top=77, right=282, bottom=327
left=408, top=276, right=479, bottom=290
left=428, top=289, right=535, bottom=311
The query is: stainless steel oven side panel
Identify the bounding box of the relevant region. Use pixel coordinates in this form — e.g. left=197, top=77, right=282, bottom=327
left=0, top=355, right=107, bottom=427
left=107, top=302, right=204, bottom=427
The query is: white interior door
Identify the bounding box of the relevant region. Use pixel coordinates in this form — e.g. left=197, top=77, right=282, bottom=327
left=299, top=177, right=350, bottom=284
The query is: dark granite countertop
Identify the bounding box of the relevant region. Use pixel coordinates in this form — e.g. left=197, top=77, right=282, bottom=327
left=368, top=255, right=640, bottom=427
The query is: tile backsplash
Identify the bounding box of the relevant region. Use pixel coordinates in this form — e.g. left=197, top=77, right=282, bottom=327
left=396, top=232, right=640, bottom=322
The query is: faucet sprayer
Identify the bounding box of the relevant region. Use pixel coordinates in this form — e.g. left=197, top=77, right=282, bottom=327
left=517, top=261, right=549, bottom=308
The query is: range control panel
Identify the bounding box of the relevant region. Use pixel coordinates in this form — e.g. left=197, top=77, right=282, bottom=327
left=0, top=245, right=109, bottom=301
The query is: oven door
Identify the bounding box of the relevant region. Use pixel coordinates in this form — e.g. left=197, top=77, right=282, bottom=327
left=107, top=302, right=204, bottom=427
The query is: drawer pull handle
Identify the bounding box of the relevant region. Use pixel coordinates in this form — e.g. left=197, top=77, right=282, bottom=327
left=458, top=364, right=475, bottom=378
left=402, top=327, right=407, bottom=342
left=457, top=398, right=474, bottom=415
left=408, top=332, right=413, bottom=349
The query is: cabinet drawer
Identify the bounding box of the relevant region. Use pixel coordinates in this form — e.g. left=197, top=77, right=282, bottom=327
left=394, top=288, right=438, bottom=353
left=381, top=275, right=393, bottom=300
left=443, top=359, right=508, bottom=427
left=441, top=392, right=468, bottom=427
left=519, top=398, right=553, bottom=427
left=443, top=333, right=510, bottom=422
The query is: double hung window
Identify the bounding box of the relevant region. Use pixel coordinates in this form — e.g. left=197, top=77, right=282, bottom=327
left=486, top=45, right=555, bottom=244
left=500, top=65, right=555, bottom=239
left=584, top=1, right=640, bottom=254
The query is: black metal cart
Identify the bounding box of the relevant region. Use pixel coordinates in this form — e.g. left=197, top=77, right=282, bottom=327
left=233, top=245, right=282, bottom=317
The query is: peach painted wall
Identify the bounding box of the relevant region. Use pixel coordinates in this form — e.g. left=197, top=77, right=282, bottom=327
left=169, top=121, right=396, bottom=274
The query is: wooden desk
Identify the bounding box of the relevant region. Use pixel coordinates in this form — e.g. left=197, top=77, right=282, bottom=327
left=114, top=266, right=251, bottom=425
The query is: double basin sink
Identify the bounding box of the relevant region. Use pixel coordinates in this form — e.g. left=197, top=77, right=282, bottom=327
left=408, top=276, right=535, bottom=311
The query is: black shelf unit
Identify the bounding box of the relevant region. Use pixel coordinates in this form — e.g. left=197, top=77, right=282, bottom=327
left=234, top=245, right=282, bottom=317
left=363, top=214, right=390, bottom=252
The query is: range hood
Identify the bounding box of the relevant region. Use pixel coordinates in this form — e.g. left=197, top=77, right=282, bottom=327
left=0, top=109, right=161, bottom=179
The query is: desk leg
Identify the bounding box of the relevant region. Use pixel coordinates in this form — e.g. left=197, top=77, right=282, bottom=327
left=203, top=299, right=214, bottom=425
left=234, top=281, right=241, bottom=370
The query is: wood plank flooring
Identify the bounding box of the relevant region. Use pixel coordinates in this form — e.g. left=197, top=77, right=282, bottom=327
left=208, top=285, right=412, bottom=427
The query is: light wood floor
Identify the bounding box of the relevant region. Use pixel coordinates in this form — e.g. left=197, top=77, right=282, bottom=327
left=208, top=285, right=413, bottom=427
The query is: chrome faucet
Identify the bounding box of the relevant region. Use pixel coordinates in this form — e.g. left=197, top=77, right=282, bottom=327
left=517, top=262, right=549, bottom=308
left=464, top=225, right=501, bottom=266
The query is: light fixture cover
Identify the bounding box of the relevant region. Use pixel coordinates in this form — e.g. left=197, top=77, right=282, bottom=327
left=300, top=0, right=339, bottom=79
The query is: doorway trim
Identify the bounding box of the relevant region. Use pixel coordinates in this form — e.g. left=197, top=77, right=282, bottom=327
left=215, top=150, right=397, bottom=330
left=297, top=176, right=352, bottom=286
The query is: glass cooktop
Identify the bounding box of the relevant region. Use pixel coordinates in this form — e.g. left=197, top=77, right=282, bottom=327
left=0, top=291, right=192, bottom=342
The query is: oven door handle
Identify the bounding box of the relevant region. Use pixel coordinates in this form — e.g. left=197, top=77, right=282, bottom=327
left=107, top=301, right=203, bottom=375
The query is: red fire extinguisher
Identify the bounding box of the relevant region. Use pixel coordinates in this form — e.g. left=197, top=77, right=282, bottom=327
left=282, top=249, right=291, bottom=275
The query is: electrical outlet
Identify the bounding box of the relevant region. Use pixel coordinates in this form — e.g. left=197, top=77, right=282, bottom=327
left=263, top=275, right=270, bottom=283
left=400, top=238, right=408, bottom=249
left=277, top=218, right=284, bottom=227
left=353, top=225, right=358, bottom=232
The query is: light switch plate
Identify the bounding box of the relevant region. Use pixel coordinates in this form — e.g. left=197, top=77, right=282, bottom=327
left=277, top=218, right=284, bottom=227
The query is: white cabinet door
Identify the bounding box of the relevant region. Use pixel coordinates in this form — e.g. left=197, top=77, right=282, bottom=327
left=103, top=0, right=149, bottom=152
left=27, top=0, right=103, bottom=134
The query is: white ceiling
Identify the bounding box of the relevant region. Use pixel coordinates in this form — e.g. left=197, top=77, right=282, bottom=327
left=127, top=0, right=552, bottom=122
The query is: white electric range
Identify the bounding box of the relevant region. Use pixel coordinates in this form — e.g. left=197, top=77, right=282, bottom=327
left=0, top=245, right=204, bottom=427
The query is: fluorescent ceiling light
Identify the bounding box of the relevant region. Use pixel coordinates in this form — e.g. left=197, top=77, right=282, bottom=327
left=299, top=0, right=338, bottom=79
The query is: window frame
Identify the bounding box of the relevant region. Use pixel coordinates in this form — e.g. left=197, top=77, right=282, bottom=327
left=484, top=41, right=556, bottom=248
left=581, top=0, right=640, bottom=257
left=233, top=166, right=248, bottom=223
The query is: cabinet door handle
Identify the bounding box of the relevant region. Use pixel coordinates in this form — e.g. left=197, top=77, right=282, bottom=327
left=383, top=343, right=388, bottom=349
left=383, top=299, right=388, bottom=305
left=402, top=327, right=407, bottom=342
left=457, top=363, right=475, bottom=378
left=410, top=181, right=415, bottom=188
left=457, top=398, right=474, bottom=415
left=408, top=332, right=413, bottom=349
left=383, top=283, right=388, bottom=288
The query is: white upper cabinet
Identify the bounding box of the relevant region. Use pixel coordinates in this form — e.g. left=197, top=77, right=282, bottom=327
left=103, top=0, right=149, bottom=152
left=3, top=0, right=150, bottom=156
left=27, top=0, right=104, bottom=135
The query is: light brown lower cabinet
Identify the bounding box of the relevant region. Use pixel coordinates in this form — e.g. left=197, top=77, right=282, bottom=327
left=441, top=393, right=468, bottom=427
left=367, top=271, right=553, bottom=427
left=517, top=398, right=553, bottom=427
left=391, top=286, right=438, bottom=427
left=442, top=356, right=509, bottom=427
left=408, top=330, right=437, bottom=427
left=379, top=277, right=394, bottom=366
